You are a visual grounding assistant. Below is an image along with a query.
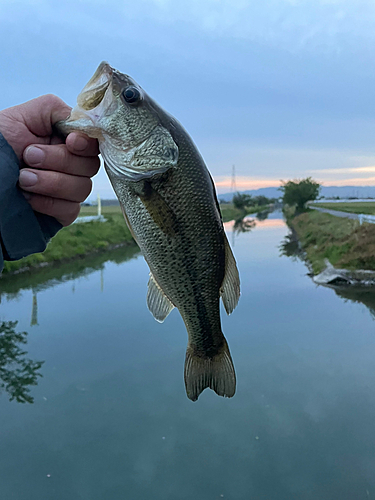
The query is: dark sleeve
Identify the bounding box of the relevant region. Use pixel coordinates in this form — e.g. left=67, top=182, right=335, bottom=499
left=0, top=133, right=62, bottom=272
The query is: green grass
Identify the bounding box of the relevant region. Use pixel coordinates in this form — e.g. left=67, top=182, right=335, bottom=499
left=311, top=201, right=375, bottom=215
left=2, top=205, right=135, bottom=275
left=289, top=210, right=375, bottom=273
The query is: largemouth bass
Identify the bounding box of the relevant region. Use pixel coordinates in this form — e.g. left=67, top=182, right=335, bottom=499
left=57, top=62, right=240, bottom=401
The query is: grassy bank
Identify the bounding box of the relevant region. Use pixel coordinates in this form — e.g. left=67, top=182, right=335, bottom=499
left=288, top=210, right=375, bottom=274
left=2, top=206, right=135, bottom=275
left=310, top=202, right=375, bottom=215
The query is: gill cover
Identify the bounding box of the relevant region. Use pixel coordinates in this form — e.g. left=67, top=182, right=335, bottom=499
left=101, top=125, right=179, bottom=181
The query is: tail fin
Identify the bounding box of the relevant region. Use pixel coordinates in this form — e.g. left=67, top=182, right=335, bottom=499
left=184, top=340, right=236, bottom=402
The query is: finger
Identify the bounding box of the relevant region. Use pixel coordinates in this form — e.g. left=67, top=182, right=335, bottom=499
left=19, top=168, right=92, bottom=203
left=23, top=192, right=81, bottom=226
left=20, top=94, right=71, bottom=137
left=23, top=144, right=100, bottom=177
left=66, top=132, right=100, bottom=157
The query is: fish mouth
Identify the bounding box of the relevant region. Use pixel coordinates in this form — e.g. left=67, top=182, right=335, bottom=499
left=65, top=62, right=115, bottom=128
left=77, top=61, right=113, bottom=111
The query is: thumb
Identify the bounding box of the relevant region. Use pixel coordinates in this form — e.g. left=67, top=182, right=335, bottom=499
left=19, top=95, right=72, bottom=137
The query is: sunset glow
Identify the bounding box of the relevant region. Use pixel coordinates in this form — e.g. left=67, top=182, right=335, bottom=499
left=213, top=174, right=375, bottom=193
left=223, top=218, right=285, bottom=230
left=214, top=176, right=282, bottom=193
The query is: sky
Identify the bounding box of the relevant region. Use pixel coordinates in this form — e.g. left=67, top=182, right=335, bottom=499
left=1, top=0, right=375, bottom=197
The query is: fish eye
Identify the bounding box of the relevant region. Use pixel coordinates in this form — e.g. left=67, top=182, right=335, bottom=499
left=123, top=86, right=141, bottom=104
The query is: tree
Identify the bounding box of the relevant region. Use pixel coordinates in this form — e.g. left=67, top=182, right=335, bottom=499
left=279, top=177, right=321, bottom=212
left=253, top=195, right=270, bottom=207
left=0, top=321, right=44, bottom=403
left=232, top=193, right=254, bottom=210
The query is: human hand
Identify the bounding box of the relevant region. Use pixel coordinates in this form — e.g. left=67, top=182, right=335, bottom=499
left=0, top=95, right=100, bottom=226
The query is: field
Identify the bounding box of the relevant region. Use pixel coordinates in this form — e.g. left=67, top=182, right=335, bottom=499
left=79, top=205, right=122, bottom=216
left=311, top=202, right=375, bottom=215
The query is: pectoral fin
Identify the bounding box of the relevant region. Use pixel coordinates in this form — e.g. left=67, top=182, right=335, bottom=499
left=147, top=272, right=175, bottom=323
left=138, top=182, right=178, bottom=237
left=220, top=234, right=240, bottom=315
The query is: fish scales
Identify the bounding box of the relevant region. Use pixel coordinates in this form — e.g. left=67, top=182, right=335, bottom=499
left=109, top=130, right=225, bottom=353
left=57, top=62, right=240, bottom=401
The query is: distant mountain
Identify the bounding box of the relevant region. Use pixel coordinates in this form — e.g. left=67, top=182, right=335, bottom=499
left=218, top=187, right=281, bottom=202
left=218, top=186, right=375, bottom=202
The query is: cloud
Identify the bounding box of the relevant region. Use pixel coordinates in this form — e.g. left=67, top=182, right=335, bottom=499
left=126, top=0, right=375, bottom=55
left=5, top=0, right=375, bottom=56
left=87, top=142, right=375, bottom=200
left=320, top=176, right=375, bottom=186
left=212, top=172, right=375, bottom=195
left=3, top=0, right=375, bottom=197
left=312, top=166, right=375, bottom=174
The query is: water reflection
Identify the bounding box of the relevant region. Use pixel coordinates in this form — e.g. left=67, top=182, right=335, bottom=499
left=233, top=216, right=256, bottom=235
left=3, top=212, right=375, bottom=498
left=30, top=291, right=38, bottom=326
left=281, top=229, right=375, bottom=320
left=279, top=231, right=305, bottom=262
left=224, top=210, right=275, bottom=247
left=0, top=321, right=44, bottom=403
left=0, top=244, right=140, bottom=301
left=331, top=287, right=375, bottom=319
left=255, top=209, right=271, bottom=221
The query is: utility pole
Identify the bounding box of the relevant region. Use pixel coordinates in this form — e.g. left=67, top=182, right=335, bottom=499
left=97, top=193, right=101, bottom=217
left=31, top=290, right=38, bottom=326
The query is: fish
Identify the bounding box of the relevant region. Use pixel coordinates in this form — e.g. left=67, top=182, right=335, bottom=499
left=57, top=62, right=240, bottom=401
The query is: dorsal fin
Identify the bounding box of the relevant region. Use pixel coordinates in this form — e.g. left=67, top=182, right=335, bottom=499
left=147, top=272, right=175, bottom=323
left=220, top=233, right=240, bottom=315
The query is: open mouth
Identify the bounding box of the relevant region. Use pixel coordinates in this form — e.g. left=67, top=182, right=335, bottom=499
left=76, top=61, right=113, bottom=111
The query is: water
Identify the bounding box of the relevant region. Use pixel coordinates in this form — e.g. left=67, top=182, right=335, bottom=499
left=1, top=212, right=375, bottom=500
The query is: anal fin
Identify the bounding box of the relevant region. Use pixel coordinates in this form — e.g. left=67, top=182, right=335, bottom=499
left=220, top=233, right=240, bottom=315
left=147, top=273, right=175, bottom=323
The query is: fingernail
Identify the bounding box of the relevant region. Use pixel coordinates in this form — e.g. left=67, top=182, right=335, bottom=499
left=24, top=146, right=45, bottom=165
left=72, top=134, right=88, bottom=151
left=19, top=170, right=38, bottom=187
